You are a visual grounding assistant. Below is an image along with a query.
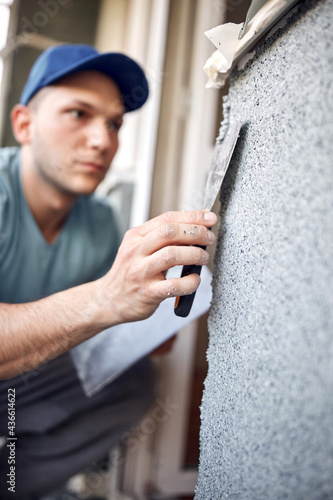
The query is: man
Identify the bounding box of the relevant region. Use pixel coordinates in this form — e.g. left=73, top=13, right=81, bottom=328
left=0, top=45, right=216, bottom=499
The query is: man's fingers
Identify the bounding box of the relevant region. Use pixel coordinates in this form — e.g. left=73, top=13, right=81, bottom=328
left=135, top=210, right=217, bottom=238
left=150, top=273, right=201, bottom=300
left=138, top=222, right=215, bottom=256
left=147, top=245, right=209, bottom=276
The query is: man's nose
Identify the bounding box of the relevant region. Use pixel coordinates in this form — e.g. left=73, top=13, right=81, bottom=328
left=86, top=124, right=111, bottom=150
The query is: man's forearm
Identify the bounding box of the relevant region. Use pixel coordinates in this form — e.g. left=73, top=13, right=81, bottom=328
left=0, top=280, right=111, bottom=379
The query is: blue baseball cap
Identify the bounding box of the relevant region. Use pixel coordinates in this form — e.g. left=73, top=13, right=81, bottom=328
left=20, top=44, right=149, bottom=112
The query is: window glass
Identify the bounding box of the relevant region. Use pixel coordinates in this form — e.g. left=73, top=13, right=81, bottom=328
left=0, top=1, right=13, bottom=86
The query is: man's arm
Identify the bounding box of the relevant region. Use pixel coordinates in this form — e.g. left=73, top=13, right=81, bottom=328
left=0, top=210, right=217, bottom=379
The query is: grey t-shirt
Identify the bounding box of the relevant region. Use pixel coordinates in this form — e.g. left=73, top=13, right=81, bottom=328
left=0, top=147, right=120, bottom=304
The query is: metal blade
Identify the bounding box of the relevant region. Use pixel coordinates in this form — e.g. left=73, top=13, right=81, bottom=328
left=174, top=120, right=242, bottom=318
left=203, top=120, right=242, bottom=211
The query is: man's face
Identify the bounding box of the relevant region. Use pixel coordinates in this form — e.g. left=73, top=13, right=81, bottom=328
left=28, top=70, right=125, bottom=196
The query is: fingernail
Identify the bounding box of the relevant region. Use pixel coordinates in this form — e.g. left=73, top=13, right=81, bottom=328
left=204, top=211, right=217, bottom=223
left=208, top=230, right=215, bottom=243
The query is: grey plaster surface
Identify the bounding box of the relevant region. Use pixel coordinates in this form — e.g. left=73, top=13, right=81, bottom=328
left=195, top=0, right=333, bottom=499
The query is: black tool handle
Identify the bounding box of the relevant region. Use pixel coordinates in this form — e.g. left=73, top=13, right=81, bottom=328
left=174, top=244, right=206, bottom=317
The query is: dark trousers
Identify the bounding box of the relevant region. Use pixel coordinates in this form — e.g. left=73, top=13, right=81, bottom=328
left=0, top=353, right=156, bottom=499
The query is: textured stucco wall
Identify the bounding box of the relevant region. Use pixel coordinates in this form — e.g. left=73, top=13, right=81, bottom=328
left=196, top=1, right=333, bottom=499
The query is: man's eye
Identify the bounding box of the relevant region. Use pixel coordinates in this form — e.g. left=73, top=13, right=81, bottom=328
left=107, top=120, right=122, bottom=132
left=70, top=109, right=85, bottom=119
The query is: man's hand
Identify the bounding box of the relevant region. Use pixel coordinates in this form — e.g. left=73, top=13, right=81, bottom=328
left=96, top=210, right=217, bottom=326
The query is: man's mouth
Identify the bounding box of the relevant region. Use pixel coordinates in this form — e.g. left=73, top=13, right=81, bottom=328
left=77, top=161, right=107, bottom=173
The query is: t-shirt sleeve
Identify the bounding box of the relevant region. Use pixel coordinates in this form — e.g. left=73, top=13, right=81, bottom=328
left=0, top=175, right=12, bottom=267
left=98, top=204, right=122, bottom=277
left=0, top=149, right=19, bottom=270
left=85, top=197, right=122, bottom=281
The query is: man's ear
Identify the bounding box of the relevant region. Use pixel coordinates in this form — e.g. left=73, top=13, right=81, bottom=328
left=10, top=104, right=33, bottom=145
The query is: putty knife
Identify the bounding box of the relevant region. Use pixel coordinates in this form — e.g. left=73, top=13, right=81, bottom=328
left=174, top=120, right=242, bottom=317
